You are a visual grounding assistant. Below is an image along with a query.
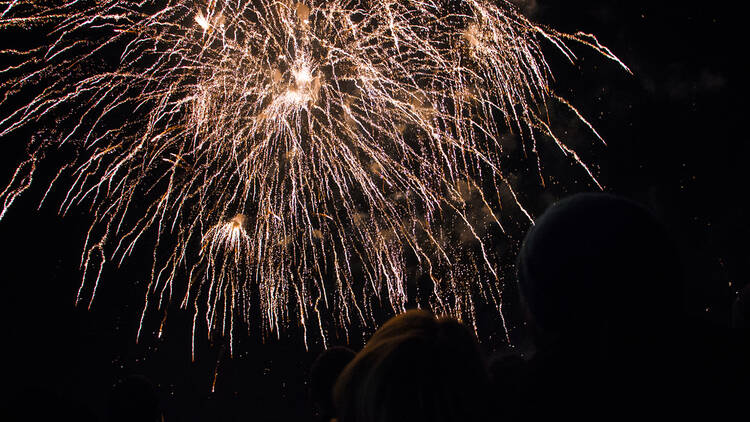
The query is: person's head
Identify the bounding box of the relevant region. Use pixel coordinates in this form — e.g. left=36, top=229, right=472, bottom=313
left=310, top=346, right=356, bottom=422
left=517, top=193, right=682, bottom=354
left=333, top=310, right=490, bottom=422
left=108, top=375, right=162, bottom=422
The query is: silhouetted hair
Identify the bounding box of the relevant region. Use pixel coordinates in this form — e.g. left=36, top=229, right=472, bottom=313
left=333, top=310, right=490, bottom=422
left=108, top=375, right=161, bottom=422
left=310, top=346, right=356, bottom=422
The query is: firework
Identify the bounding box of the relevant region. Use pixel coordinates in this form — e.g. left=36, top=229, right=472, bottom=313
left=0, top=0, right=627, bottom=354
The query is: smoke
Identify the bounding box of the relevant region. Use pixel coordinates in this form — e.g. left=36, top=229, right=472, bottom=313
left=510, top=0, right=539, bottom=16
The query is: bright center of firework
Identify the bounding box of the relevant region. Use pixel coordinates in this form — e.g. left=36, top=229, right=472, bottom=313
left=204, top=214, right=249, bottom=255
left=195, top=13, right=210, bottom=31
left=283, top=61, right=318, bottom=105
left=294, top=66, right=313, bottom=88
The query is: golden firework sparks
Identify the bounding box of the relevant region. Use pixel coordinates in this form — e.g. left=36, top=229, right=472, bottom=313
left=0, top=0, right=627, bottom=353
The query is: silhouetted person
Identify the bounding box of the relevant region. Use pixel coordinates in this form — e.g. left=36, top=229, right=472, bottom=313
left=108, top=375, right=163, bottom=422
left=310, top=346, right=356, bottom=422
left=516, top=193, right=685, bottom=417
left=333, top=310, right=490, bottom=422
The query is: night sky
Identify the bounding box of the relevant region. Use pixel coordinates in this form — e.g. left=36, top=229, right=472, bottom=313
left=0, top=1, right=743, bottom=421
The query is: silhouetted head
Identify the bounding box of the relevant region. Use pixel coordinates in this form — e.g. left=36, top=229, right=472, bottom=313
left=517, top=193, right=682, bottom=353
left=108, top=375, right=161, bottom=422
left=310, top=346, right=356, bottom=422
left=333, top=310, right=490, bottom=422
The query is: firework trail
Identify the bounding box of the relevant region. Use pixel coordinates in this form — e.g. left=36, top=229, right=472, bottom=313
left=0, top=0, right=627, bottom=354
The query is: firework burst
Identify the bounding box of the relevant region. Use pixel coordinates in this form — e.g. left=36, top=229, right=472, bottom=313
left=0, top=0, right=627, bottom=354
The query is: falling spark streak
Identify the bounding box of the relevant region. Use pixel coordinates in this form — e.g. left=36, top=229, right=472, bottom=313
left=0, top=0, right=626, bottom=352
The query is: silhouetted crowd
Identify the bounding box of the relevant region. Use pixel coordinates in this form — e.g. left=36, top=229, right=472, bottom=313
left=308, top=193, right=750, bottom=422
left=6, top=193, right=750, bottom=421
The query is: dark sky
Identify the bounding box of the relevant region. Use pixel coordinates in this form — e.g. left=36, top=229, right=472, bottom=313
left=0, top=1, right=743, bottom=421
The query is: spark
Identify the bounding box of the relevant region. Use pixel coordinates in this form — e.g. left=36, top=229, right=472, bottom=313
left=195, top=12, right=211, bottom=32
left=0, top=0, right=626, bottom=352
